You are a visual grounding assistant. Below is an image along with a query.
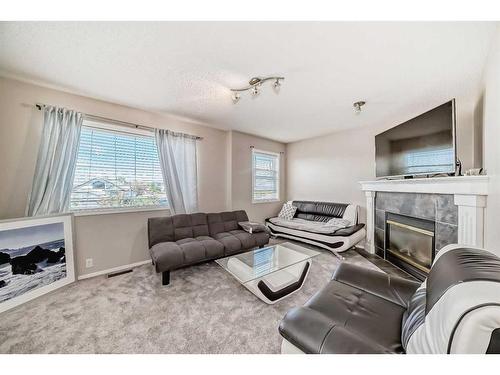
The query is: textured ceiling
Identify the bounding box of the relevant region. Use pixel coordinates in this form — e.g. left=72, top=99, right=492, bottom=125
left=0, top=22, right=496, bottom=142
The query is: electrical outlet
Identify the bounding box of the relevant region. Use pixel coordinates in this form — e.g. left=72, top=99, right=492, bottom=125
left=85, top=258, right=94, bottom=268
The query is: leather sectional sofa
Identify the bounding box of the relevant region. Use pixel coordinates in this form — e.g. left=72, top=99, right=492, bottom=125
left=266, top=200, right=366, bottom=258
left=148, top=210, right=269, bottom=285
left=279, top=244, right=500, bottom=354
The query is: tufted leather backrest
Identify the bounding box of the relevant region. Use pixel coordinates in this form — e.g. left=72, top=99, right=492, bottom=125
left=402, top=244, right=500, bottom=354
left=292, top=201, right=349, bottom=222
left=207, top=210, right=249, bottom=236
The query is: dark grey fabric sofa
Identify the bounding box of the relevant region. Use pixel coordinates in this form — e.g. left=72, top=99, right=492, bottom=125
left=148, top=210, right=269, bottom=285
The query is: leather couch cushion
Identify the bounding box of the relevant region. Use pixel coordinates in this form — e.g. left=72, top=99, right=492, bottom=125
left=150, top=236, right=224, bottom=272
left=333, top=262, right=420, bottom=308
left=279, top=275, right=407, bottom=354
left=292, top=200, right=348, bottom=222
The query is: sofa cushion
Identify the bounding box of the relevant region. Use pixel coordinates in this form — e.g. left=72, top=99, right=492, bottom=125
left=175, top=238, right=207, bottom=264
left=279, top=278, right=407, bottom=354
left=213, top=232, right=243, bottom=255
left=228, top=229, right=257, bottom=249
left=151, top=236, right=225, bottom=272
left=195, top=236, right=225, bottom=259
left=148, top=216, right=175, bottom=248
left=332, top=262, right=420, bottom=308
left=207, top=210, right=249, bottom=236
left=292, top=200, right=349, bottom=222
left=150, top=242, right=184, bottom=273
left=269, top=217, right=349, bottom=234
left=172, top=213, right=209, bottom=241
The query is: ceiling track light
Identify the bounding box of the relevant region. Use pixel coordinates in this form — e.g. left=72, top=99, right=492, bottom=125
left=230, top=76, right=284, bottom=104
left=353, top=101, right=366, bottom=114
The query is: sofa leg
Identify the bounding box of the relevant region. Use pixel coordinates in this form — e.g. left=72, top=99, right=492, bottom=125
left=162, top=271, right=170, bottom=286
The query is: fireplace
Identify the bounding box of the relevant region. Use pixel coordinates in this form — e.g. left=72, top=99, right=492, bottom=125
left=385, top=212, right=435, bottom=280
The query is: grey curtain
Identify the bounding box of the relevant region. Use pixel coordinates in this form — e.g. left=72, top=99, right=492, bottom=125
left=155, top=129, right=198, bottom=214
left=26, top=106, right=83, bottom=216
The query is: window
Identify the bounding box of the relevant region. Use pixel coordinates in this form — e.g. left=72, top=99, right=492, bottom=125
left=70, top=121, right=168, bottom=211
left=404, top=148, right=454, bottom=174
left=252, top=149, right=280, bottom=203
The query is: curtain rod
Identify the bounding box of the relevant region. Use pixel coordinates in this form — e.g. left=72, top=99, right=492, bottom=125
left=34, top=103, right=203, bottom=140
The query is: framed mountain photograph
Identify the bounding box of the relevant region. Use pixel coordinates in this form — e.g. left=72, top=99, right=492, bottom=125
left=0, top=214, right=75, bottom=313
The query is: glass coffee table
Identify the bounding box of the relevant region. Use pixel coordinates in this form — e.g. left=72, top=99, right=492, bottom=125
left=215, top=242, right=320, bottom=304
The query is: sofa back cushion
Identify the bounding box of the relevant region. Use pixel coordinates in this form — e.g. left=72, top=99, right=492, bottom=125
left=292, top=201, right=349, bottom=222
left=172, top=213, right=209, bottom=241
left=148, top=213, right=209, bottom=247
left=207, top=210, right=249, bottom=236
left=148, top=216, right=175, bottom=248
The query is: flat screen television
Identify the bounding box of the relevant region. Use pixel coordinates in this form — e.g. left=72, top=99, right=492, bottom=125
left=375, top=99, right=456, bottom=178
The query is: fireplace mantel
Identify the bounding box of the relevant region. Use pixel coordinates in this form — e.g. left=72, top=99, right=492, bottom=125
left=359, top=175, right=489, bottom=254
left=359, top=175, right=489, bottom=195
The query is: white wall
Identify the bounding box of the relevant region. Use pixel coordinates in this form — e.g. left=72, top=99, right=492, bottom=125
left=479, top=26, right=500, bottom=254
left=287, top=97, right=481, bottom=225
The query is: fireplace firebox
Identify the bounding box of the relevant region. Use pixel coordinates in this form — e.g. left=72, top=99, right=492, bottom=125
left=384, top=212, right=435, bottom=281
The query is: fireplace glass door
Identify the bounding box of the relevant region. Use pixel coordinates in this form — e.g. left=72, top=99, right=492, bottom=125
left=385, top=212, right=435, bottom=280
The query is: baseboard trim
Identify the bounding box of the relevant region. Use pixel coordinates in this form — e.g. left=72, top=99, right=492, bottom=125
left=77, top=259, right=151, bottom=280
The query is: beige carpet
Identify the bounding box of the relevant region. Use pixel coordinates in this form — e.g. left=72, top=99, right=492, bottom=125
left=0, top=240, right=383, bottom=354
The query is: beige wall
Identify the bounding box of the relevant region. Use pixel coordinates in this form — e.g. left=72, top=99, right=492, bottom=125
left=0, top=77, right=229, bottom=277
left=286, top=96, right=482, bottom=225
left=478, top=26, right=500, bottom=254
left=228, top=131, right=286, bottom=222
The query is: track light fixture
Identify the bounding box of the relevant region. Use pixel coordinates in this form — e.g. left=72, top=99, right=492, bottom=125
left=231, top=92, right=241, bottom=104
left=251, top=85, right=260, bottom=97
left=230, top=76, right=284, bottom=103
left=353, top=101, right=366, bottom=114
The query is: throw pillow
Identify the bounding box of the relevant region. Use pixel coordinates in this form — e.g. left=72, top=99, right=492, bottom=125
left=278, top=203, right=297, bottom=221
left=238, top=221, right=268, bottom=234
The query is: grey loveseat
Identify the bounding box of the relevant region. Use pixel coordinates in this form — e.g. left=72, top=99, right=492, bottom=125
left=148, top=210, right=269, bottom=285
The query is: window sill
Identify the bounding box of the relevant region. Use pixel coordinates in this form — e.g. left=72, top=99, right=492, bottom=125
left=252, top=199, right=281, bottom=204
left=72, top=206, right=170, bottom=217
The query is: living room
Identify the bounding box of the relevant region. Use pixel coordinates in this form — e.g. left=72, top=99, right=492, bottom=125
left=1, top=0, right=500, bottom=371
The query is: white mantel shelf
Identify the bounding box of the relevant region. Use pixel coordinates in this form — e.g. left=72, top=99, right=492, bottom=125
left=359, top=175, right=489, bottom=195
left=359, top=175, right=490, bottom=254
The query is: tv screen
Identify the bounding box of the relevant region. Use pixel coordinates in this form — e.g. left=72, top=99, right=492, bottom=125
left=375, top=100, right=456, bottom=178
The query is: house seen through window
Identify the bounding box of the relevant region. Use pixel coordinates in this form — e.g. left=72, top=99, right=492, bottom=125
left=70, top=121, right=168, bottom=211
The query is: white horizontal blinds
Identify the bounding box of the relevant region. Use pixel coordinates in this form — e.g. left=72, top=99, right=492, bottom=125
left=253, top=150, right=279, bottom=201
left=70, top=124, right=167, bottom=210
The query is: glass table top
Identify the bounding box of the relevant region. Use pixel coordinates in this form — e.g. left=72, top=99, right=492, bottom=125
left=215, top=242, right=320, bottom=284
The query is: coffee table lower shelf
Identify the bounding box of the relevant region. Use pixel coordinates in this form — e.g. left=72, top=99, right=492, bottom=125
left=216, top=242, right=319, bottom=304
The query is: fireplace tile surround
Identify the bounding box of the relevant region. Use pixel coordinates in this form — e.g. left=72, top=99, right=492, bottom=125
left=374, top=192, right=458, bottom=257
left=360, top=175, right=489, bottom=257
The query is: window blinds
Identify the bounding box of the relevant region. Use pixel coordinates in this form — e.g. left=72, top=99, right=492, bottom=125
left=70, top=124, right=167, bottom=211
left=252, top=150, right=280, bottom=202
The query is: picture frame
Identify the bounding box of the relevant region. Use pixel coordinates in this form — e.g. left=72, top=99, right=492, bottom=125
left=0, top=214, right=75, bottom=313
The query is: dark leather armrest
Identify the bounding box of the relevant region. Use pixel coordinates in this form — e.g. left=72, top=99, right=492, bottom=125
left=332, top=262, right=421, bottom=307
left=279, top=305, right=396, bottom=354
left=332, top=223, right=365, bottom=237
left=279, top=306, right=334, bottom=354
